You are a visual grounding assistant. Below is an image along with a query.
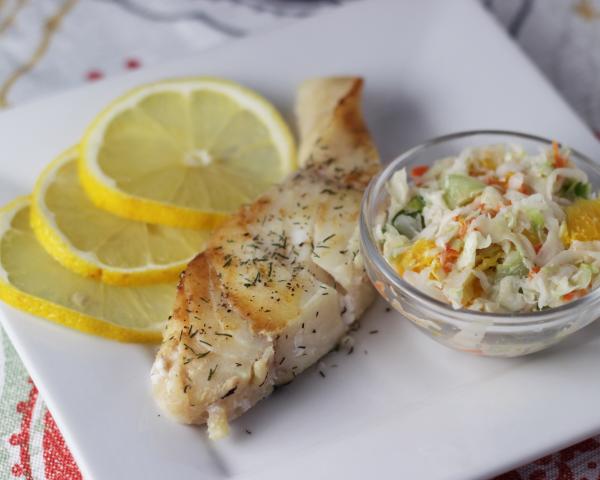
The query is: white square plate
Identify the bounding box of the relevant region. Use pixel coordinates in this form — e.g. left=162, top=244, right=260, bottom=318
left=1, top=1, right=600, bottom=479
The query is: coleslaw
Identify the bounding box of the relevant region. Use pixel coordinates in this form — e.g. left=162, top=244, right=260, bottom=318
left=375, top=143, right=600, bottom=312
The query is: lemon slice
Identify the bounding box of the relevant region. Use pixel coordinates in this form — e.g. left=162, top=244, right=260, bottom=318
left=0, top=197, right=174, bottom=342
left=80, top=77, right=296, bottom=228
left=31, top=147, right=209, bottom=285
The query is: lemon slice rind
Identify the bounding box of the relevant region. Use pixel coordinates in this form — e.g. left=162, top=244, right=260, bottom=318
left=31, top=147, right=206, bottom=285
left=0, top=197, right=163, bottom=342
left=79, top=77, right=296, bottom=228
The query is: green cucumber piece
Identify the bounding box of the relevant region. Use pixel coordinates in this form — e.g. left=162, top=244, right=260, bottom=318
left=444, top=174, right=485, bottom=209
left=496, top=250, right=528, bottom=278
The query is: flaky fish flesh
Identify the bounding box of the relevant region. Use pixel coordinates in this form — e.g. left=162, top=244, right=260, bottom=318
left=151, top=77, right=380, bottom=438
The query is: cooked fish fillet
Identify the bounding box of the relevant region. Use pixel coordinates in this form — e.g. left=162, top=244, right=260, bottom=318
left=151, top=77, right=380, bottom=438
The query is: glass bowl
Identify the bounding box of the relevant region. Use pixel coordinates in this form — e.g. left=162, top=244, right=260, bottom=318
left=359, top=130, right=600, bottom=357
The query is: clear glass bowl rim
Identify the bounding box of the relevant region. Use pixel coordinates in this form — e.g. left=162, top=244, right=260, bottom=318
left=360, top=129, right=600, bottom=327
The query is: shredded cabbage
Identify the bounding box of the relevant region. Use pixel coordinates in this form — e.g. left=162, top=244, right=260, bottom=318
left=387, top=169, right=411, bottom=216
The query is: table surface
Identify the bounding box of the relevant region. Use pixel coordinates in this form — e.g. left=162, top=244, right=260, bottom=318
left=0, top=1, right=599, bottom=479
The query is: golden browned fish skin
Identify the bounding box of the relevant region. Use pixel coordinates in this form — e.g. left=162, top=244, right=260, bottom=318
left=151, top=77, right=380, bottom=438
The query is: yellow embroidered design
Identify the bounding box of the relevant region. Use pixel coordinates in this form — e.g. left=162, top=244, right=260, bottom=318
left=0, top=0, right=27, bottom=36
left=0, top=0, right=77, bottom=107
left=574, top=0, right=600, bottom=21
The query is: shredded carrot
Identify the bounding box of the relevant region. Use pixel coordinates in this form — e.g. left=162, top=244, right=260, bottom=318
left=485, top=176, right=508, bottom=192
left=562, top=289, right=587, bottom=302
left=552, top=141, right=569, bottom=168
left=476, top=203, right=502, bottom=218
left=454, top=215, right=474, bottom=237
left=442, top=245, right=460, bottom=273
left=411, top=165, right=429, bottom=177
left=519, top=183, right=533, bottom=195
left=528, top=265, right=541, bottom=279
